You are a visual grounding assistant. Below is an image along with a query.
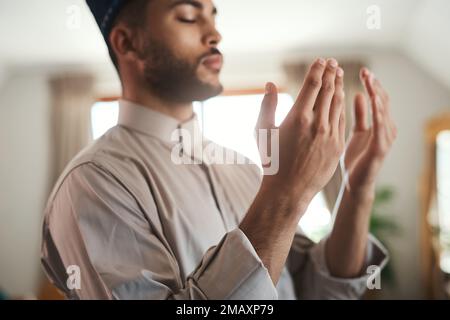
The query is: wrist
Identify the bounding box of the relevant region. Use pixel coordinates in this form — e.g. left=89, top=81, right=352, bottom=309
left=347, top=182, right=376, bottom=202
left=259, top=176, right=315, bottom=218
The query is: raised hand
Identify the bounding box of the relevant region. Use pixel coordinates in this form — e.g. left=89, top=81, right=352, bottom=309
left=255, top=58, right=346, bottom=208
left=344, top=68, right=397, bottom=195
left=243, top=58, right=349, bottom=284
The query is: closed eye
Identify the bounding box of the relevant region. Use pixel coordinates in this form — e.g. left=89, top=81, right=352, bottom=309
left=178, top=17, right=197, bottom=24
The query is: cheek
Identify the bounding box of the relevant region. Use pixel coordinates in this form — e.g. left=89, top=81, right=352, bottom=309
left=177, top=29, right=201, bottom=48
left=158, top=25, right=204, bottom=62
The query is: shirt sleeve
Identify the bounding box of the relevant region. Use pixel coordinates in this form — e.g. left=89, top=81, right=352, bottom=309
left=41, top=162, right=277, bottom=300
left=286, top=230, right=389, bottom=300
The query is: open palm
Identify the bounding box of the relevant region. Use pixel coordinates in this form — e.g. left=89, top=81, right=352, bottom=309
left=344, top=68, right=397, bottom=192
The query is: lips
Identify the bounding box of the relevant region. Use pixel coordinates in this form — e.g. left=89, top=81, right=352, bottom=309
left=201, top=54, right=223, bottom=71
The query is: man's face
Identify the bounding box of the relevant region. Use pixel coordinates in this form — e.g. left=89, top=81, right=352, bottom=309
left=136, top=0, right=223, bottom=103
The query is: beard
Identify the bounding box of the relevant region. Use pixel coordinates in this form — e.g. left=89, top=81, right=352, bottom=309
left=138, top=38, right=223, bottom=103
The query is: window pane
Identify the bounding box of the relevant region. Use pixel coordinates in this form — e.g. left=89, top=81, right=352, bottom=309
left=91, top=101, right=119, bottom=140
left=201, top=94, right=293, bottom=165
left=437, top=130, right=450, bottom=237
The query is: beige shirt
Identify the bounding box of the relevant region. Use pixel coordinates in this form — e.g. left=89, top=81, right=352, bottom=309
left=41, top=99, right=388, bottom=300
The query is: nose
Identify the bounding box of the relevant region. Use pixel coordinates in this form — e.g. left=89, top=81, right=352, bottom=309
left=204, top=25, right=222, bottom=48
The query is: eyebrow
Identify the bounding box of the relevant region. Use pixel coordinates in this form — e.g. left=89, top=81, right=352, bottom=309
left=170, top=0, right=218, bottom=15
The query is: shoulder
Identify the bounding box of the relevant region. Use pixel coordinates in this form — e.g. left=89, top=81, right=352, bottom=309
left=46, top=126, right=153, bottom=211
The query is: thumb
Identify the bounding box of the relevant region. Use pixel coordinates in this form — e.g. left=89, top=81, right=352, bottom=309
left=257, top=82, right=278, bottom=130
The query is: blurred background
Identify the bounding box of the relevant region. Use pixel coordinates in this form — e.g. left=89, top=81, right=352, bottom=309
left=0, top=0, right=450, bottom=299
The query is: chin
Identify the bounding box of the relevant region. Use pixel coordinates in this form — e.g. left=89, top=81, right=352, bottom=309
left=205, top=78, right=223, bottom=92
left=191, top=68, right=223, bottom=101
left=199, top=79, right=223, bottom=96
left=194, top=82, right=223, bottom=102
left=198, top=64, right=222, bottom=82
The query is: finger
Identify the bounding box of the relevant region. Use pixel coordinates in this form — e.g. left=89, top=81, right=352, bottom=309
left=383, top=111, right=396, bottom=143
left=373, top=76, right=397, bottom=143
left=361, top=68, right=387, bottom=137
left=339, top=100, right=346, bottom=146
left=391, top=122, right=398, bottom=140
left=257, top=82, right=278, bottom=129
left=371, top=94, right=384, bottom=141
left=372, top=78, right=397, bottom=141
left=329, top=67, right=345, bottom=131
left=314, top=58, right=338, bottom=129
left=373, top=78, right=389, bottom=107
left=360, top=67, right=376, bottom=100
left=354, top=93, right=369, bottom=131
left=294, top=58, right=327, bottom=113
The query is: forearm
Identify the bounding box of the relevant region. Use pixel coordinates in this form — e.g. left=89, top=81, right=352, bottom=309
left=244, top=58, right=347, bottom=285
left=324, top=65, right=395, bottom=279
left=325, top=183, right=375, bottom=278
left=240, top=180, right=313, bottom=285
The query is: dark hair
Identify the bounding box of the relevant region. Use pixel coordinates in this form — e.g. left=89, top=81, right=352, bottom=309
left=108, top=0, right=149, bottom=76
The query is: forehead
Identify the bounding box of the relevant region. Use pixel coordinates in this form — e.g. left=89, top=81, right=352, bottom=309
left=151, top=0, right=217, bottom=13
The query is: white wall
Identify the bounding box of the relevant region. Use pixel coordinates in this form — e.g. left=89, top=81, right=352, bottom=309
left=371, top=52, right=450, bottom=298
left=0, top=66, right=7, bottom=89
left=0, top=70, right=52, bottom=297
left=404, top=0, right=450, bottom=92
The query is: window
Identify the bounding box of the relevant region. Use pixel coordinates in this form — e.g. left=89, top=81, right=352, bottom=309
left=437, top=130, right=450, bottom=228
left=437, top=130, right=450, bottom=274
left=196, top=94, right=293, bottom=165
left=91, top=94, right=331, bottom=242
left=91, top=101, right=119, bottom=140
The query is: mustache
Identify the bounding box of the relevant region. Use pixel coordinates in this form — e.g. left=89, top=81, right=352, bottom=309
left=198, top=48, right=222, bottom=63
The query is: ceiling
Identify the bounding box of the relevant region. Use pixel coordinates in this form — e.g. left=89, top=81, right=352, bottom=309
left=0, top=0, right=449, bottom=88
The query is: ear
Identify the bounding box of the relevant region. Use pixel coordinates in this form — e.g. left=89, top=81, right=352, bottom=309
left=109, top=24, right=142, bottom=65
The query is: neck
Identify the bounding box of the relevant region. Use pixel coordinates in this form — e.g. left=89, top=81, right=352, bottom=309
left=122, top=84, right=194, bottom=123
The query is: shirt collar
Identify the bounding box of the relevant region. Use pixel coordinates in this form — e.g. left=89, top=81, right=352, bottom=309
left=118, top=99, right=206, bottom=161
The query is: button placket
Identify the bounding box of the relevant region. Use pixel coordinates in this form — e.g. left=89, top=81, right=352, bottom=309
left=177, top=124, right=184, bottom=157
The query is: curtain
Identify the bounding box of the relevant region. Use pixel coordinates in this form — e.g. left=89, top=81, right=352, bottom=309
left=49, top=73, right=94, bottom=182
left=284, top=60, right=365, bottom=210
left=38, top=73, right=95, bottom=299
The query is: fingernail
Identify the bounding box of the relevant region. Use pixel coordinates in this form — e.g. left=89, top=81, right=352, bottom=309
left=265, top=83, right=272, bottom=94
left=337, top=67, right=344, bottom=77
left=327, top=58, right=338, bottom=68
left=317, top=58, right=326, bottom=66
left=362, top=68, right=370, bottom=77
